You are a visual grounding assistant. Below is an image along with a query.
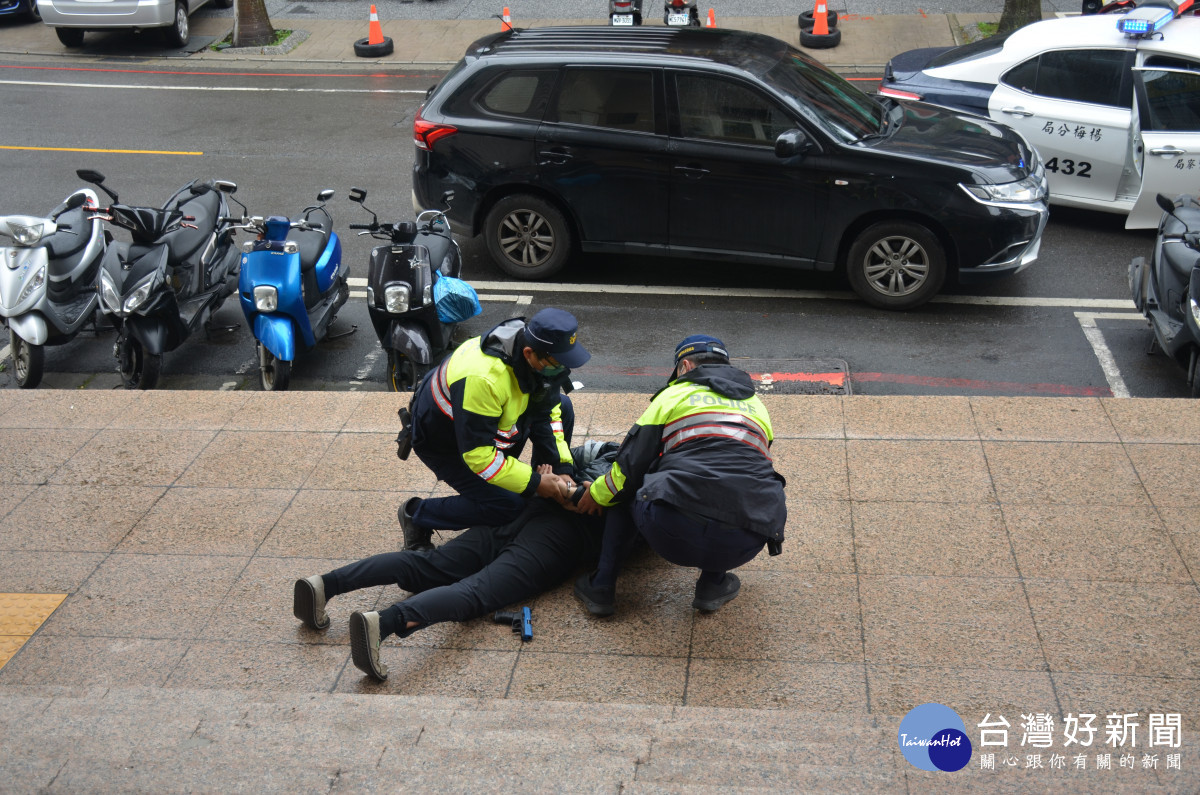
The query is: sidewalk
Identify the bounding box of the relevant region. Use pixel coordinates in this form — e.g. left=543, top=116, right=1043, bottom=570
left=0, top=388, right=1198, bottom=790
left=0, top=11, right=998, bottom=71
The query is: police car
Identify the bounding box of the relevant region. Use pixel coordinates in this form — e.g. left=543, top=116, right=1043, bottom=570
left=880, top=0, right=1200, bottom=228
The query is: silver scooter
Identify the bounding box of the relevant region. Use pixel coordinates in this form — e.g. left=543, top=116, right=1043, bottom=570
left=0, top=188, right=107, bottom=388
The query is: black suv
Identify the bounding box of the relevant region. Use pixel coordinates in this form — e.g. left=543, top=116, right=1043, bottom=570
left=412, top=26, right=1049, bottom=310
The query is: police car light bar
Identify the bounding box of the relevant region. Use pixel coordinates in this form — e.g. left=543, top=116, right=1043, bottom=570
left=1117, top=6, right=1175, bottom=36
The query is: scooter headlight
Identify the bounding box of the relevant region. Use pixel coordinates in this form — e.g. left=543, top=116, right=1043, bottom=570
left=16, top=264, right=45, bottom=304
left=9, top=222, right=45, bottom=247
left=100, top=269, right=122, bottom=313
left=384, top=284, right=410, bottom=313
left=1190, top=297, right=1200, bottom=327
left=123, top=271, right=159, bottom=314
left=254, top=285, right=279, bottom=313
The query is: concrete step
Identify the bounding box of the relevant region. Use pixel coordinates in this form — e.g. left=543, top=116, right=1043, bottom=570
left=0, top=685, right=909, bottom=791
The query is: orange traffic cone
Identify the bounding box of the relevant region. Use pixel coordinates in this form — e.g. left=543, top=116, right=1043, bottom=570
left=367, top=4, right=385, bottom=45
left=812, top=0, right=829, bottom=35
left=354, top=3, right=394, bottom=57
left=705, top=8, right=716, bottom=27
left=501, top=6, right=512, bottom=31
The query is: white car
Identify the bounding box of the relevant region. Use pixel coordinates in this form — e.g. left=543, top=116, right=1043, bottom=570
left=40, top=0, right=228, bottom=49
left=880, top=7, right=1200, bottom=228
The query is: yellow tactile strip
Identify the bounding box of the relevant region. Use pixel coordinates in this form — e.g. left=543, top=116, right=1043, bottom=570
left=0, top=593, right=66, bottom=671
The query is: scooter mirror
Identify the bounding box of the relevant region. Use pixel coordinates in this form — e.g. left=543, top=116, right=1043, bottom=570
left=1156, top=193, right=1176, bottom=216
left=76, top=169, right=105, bottom=184
left=440, top=190, right=456, bottom=207
left=318, top=189, right=335, bottom=202
left=64, top=192, right=88, bottom=211
left=349, top=188, right=367, bottom=204
left=215, top=180, right=238, bottom=194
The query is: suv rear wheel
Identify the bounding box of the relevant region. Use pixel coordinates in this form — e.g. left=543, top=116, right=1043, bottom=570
left=846, top=221, right=946, bottom=310
left=484, top=195, right=572, bottom=280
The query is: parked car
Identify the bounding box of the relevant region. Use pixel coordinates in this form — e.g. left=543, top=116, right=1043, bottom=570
left=40, top=0, right=229, bottom=48
left=411, top=26, right=1048, bottom=311
left=880, top=7, right=1200, bottom=228
left=0, top=0, right=40, bottom=23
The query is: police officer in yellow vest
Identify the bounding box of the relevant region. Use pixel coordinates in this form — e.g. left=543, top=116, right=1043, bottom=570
left=573, top=334, right=786, bottom=615
left=400, top=308, right=590, bottom=551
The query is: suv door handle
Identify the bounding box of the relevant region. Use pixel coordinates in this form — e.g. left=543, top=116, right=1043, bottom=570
left=999, top=107, right=1035, bottom=117
left=537, top=147, right=574, bottom=165
left=674, top=164, right=710, bottom=179
left=1149, top=146, right=1187, bottom=156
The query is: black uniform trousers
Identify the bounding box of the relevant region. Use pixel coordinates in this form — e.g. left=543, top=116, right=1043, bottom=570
left=592, top=497, right=765, bottom=589
left=410, top=393, right=576, bottom=532
left=323, top=500, right=602, bottom=638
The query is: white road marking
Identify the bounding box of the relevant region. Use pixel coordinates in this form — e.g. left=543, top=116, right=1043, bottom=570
left=219, top=381, right=238, bottom=391
left=234, top=356, right=257, bottom=375
left=0, top=344, right=9, bottom=364
left=355, top=346, right=383, bottom=381
left=1074, top=311, right=1147, bottom=399
left=0, top=79, right=425, bottom=95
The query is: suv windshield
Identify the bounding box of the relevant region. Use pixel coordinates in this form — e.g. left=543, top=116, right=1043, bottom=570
left=764, top=49, right=884, bottom=142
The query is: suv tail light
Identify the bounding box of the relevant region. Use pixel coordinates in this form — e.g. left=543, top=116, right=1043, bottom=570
left=877, top=86, right=922, bottom=101
left=413, top=105, right=458, bottom=151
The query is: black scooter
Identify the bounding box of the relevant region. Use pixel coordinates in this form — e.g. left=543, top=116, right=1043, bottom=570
left=80, top=169, right=244, bottom=390
left=1129, top=193, right=1200, bottom=397
left=348, top=188, right=464, bottom=391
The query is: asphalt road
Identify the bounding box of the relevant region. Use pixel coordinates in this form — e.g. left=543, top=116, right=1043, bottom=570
left=0, top=61, right=1190, bottom=397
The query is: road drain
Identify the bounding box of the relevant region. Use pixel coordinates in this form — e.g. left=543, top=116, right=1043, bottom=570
left=734, top=358, right=851, bottom=396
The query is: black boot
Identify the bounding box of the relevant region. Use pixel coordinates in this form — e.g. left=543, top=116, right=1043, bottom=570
left=398, top=497, right=433, bottom=552
left=573, top=573, right=615, bottom=617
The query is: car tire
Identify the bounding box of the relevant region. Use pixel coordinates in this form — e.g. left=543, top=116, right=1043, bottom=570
left=353, top=36, right=394, bottom=57
left=484, top=194, right=573, bottom=280
left=25, top=0, right=41, bottom=22
left=798, top=9, right=838, bottom=29
left=799, top=27, right=841, bottom=48
left=55, top=27, right=85, bottom=47
left=846, top=221, right=946, bottom=310
left=164, top=2, right=189, bottom=48
left=214, top=0, right=232, bottom=8
left=9, top=331, right=44, bottom=390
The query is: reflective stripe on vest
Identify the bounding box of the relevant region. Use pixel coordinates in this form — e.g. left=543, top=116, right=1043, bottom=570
left=662, top=411, right=771, bottom=459
left=479, top=450, right=506, bottom=481
left=432, top=360, right=453, bottom=418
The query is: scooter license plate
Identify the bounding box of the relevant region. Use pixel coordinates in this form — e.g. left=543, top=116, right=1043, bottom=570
left=667, top=12, right=690, bottom=24
left=611, top=13, right=634, bottom=24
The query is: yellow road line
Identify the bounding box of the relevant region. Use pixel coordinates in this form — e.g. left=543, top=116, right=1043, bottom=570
left=0, top=145, right=202, bottom=156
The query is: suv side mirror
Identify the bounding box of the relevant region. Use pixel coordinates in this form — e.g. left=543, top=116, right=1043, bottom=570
left=349, top=188, right=367, bottom=204
left=774, top=129, right=811, bottom=159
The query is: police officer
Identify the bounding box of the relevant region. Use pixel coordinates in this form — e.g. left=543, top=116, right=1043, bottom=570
left=399, top=308, right=590, bottom=551
left=572, top=334, right=786, bottom=615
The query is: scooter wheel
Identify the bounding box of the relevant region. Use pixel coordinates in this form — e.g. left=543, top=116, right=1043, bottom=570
left=387, top=350, right=426, bottom=392
left=118, top=336, right=161, bottom=390
left=9, top=330, right=44, bottom=389
left=258, top=344, right=292, bottom=392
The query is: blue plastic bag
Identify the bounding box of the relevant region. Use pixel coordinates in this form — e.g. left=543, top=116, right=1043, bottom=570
left=433, top=275, right=482, bottom=324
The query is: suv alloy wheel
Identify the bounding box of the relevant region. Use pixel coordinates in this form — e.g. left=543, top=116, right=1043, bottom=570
left=484, top=195, right=573, bottom=279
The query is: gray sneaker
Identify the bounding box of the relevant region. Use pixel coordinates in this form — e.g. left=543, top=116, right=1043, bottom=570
left=692, top=572, right=741, bottom=612
left=349, top=610, right=389, bottom=681
left=399, top=497, right=433, bottom=552
left=293, top=575, right=330, bottom=630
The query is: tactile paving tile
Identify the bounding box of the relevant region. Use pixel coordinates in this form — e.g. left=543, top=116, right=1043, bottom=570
left=0, top=593, right=66, bottom=670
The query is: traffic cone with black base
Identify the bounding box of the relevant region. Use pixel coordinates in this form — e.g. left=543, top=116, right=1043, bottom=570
left=799, top=0, right=840, bottom=48
left=354, top=4, right=394, bottom=58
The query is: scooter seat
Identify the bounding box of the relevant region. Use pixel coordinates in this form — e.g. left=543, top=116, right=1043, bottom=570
left=287, top=227, right=328, bottom=273
left=160, top=190, right=221, bottom=264
left=42, top=208, right=89, bottom=260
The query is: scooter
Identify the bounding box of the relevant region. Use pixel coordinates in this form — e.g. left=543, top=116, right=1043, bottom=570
left=664, top=0, right=699, bottom=26
left=348, top=188, right=465, bottom=391
left=609, top=0, right=642, bottom=25
left=79, top=168, right=243, bottom=390
left=0, top=187, right=107, bottom=388
left=1129, top=192, right=1200, bottom=396
left=233, top=190, right=353, bottom=391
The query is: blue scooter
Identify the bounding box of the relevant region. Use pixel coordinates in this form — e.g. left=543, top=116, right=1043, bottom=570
left=234, top=189, right=353, bottom=391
